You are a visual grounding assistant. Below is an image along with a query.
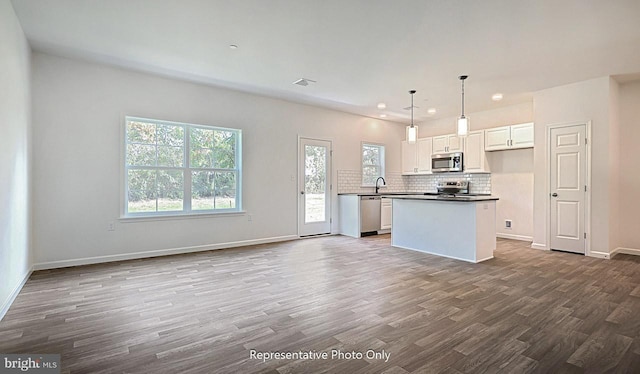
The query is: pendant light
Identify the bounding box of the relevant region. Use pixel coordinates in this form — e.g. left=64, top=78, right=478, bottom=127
left=407, top=90, right=417, bottom=144
left=457, top=75, right=469, bottom=136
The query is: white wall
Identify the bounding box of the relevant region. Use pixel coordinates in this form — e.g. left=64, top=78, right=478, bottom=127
left=417, top=102, right=533, bottom=137
left=31, top=52, right=405, bottom=266
left=532, top=76, right=613, bottom=255
left=608, top=79, right=620, bottom=252
left=419, top=103, right=534, bottom=241
left=487, top=149, right=534, bottom=240
left=618, top=80, right=640, bottom=250
left=0, top=0, right=32, bottom=318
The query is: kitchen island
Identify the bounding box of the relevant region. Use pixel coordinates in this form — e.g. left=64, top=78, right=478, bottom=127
left=387, top=195, right=498, bottom=263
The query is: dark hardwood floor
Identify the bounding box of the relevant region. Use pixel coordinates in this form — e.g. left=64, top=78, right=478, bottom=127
left=2, top=235, right=640, bottom=373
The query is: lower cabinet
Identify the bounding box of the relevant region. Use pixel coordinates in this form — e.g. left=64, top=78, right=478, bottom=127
left=381, top=198, right=392, bottom=230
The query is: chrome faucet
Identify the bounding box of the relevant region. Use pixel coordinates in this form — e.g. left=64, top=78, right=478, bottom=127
left=375, top=177, right=386, bottom=194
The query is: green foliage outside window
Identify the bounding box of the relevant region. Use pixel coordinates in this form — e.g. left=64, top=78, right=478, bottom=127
left=362, top=144, right=384, bottom=186
left=125, top=118, right=240, bottom=214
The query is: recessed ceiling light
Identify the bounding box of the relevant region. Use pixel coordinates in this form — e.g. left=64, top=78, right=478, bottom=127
left=229, top=44, right=238, bottom=49
left=379, top=114, right=387, bottom=118
left=492, top=93, right=503, bottom=101
left=377, top=102, right=386, bottom=109
left=427, top=108, right=437, bottom=115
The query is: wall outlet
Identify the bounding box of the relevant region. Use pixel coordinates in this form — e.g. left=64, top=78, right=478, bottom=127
left=505, top=220, right=512, bottom=229
left=108, top=221, right=115, bottom=231
left=247, top=214, right=252, bottom=222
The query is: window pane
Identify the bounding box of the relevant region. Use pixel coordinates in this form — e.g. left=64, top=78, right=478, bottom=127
left=214, top=172, right=236, bottom=209
left=157, top=125, right=184, bottom=147
left=213, top=130, right=236, bottom=169
left=305, top=145, right=326, bottom=223
left=362, top=144, right=384, bottom=185
left=191, top=171, right=214, bottom=210
left=158, top=190, right=183, bottom=211
left=190, top=127, right=213, bottom=149
left=127, top=121, right=156, bottom=144
left=363, top=145, right=380, bottom=166
left=158, top=170, right=183, bottom=191
left=127, top=144, right=156, bottom=166
left=190, top=148, right=213, bottom=168
left=128, top=190, right=156, bottom=213
left=305, top=193, right=325, bottom=223
left=158, top=146, right=184, bottom=167
left=128, top=169, right=156, bottom=192
left=362, top=165, right=379, bottom=186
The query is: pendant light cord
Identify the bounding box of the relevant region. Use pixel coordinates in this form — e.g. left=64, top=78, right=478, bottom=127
left=408, top=89, right=416, bottom=128
left=461, top=79, right=465, bottom=118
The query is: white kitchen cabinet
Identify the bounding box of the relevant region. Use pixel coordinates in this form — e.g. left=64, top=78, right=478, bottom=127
left=380, top=198, right=392, bottom=230
left=464, top=130, right=489, bottom=173
left=401, top=140, right=417, bottom=174
left=433, top=134, right=464, bottom=153
left=417, top=138, right=433, bottom=173
left=510, top=122, right=535, bottom=148
left=402, top=138, right=432, bottom=175
left=485, top=122, right=534, bottom=151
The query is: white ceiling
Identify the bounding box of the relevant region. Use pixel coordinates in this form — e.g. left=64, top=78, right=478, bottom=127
left=10, top=0, right=640, bottom=123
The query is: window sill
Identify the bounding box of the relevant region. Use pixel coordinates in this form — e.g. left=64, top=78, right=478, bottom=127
left=119, top=210, right=246, bottom=223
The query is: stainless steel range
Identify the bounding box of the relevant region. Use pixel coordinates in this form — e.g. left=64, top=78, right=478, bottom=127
left=436, top=180, right=469, bottom=195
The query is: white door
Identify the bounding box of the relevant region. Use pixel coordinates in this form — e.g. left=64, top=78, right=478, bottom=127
left=299, top=138, right=332, bottom=236
left=485, top=126, right=511, bottom=151
left=550, top=125, right=586, bottom=254
left=417, top=138, right=433, bottom=173
left=401, top=141, right=417, bottom=174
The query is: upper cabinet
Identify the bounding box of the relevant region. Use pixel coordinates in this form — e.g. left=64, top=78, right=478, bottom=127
left=401, top=140, right=417, bottom=175
left=433, top=134, right=464, bottom=153
left=417, top=138, right=433, bottom=173
left=464, top=130, right=489, bottom=173
left=402, top=138, right=433, bottom=175
left=485, top=122, right=534, bottom=151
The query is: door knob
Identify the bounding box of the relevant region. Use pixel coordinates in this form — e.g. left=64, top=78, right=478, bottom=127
left=300, top=191, right=305, bottom=195
left=551, top=193, right=558, bottom=197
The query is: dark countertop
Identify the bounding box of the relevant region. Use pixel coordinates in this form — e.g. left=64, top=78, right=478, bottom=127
left=386, top=194, right=499, bottom=202
left=338, top=192, right=497, bottom=201
left=338, top=192, right=438, bottom=196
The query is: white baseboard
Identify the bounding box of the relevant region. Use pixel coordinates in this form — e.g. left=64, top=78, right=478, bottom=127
left=33, top=235, right=299, bottom=270
left=588, top=250, right=611, bottom=259
left=0, top=268, right=33, bottom=321
left=611, top=247, right=640, bottom=258
left=531, top=242, right=548, bottom=250
left=496, top=233, right=533, bottom=242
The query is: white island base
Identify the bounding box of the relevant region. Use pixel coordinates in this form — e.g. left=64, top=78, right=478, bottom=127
left=391, top=198, right=497, bottom=263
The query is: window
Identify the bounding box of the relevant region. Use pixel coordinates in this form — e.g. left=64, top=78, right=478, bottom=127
left=125, top=117, right=241, bottom=216
left=362, top=143, right=385, bottom=186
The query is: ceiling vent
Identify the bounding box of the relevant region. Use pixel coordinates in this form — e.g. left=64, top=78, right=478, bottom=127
left=293, top=78, right=316, bottom=86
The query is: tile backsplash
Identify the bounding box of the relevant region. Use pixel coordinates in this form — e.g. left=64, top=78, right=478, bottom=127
left=337, top=170, right=491, bottom=195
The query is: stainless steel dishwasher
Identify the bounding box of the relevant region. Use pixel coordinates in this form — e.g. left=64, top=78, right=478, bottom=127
left=360, top=196, right=381, bottom=234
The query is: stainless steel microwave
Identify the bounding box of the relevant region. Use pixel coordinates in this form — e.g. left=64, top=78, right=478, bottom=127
left=431, top=152, right=463, bottom=173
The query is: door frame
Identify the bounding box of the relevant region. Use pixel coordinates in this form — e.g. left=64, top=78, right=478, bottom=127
left=545, top=122, right=593, bottom=256
left=297, top=136, right=333, bottom=237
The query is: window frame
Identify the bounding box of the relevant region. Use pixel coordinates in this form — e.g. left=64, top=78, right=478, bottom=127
left=361, top=142, right=386, bottom=187
left=122, top=116, right=242, bottom=218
